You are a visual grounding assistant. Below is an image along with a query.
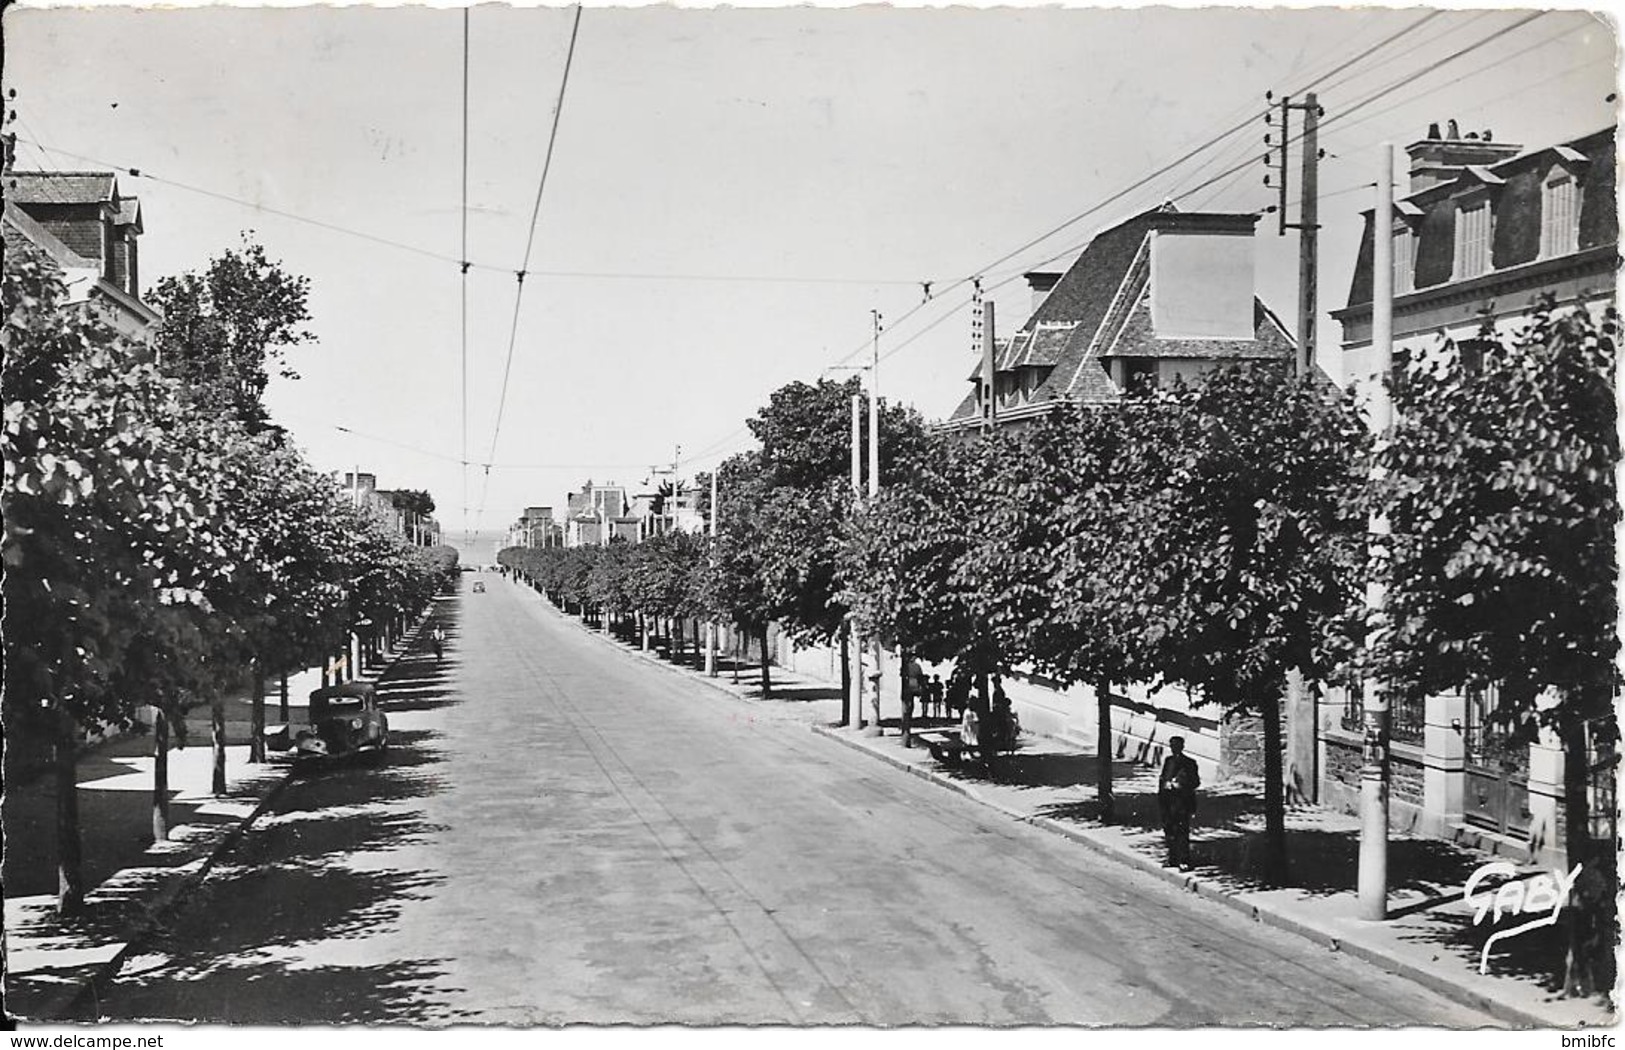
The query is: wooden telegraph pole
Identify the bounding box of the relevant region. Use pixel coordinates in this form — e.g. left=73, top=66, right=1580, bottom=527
left=1265, top=90, right=1322, bottom=376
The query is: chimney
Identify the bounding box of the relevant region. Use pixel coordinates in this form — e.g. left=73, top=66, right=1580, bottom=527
left=1024, top=271, right=1062, bottom=315
left=1404, top=119, right=1522, bottom=193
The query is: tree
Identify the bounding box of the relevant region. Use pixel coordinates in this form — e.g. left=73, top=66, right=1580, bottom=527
left=1378, top=302, right=1619, bottom=996
left=3, top=240, right=240, bottom=911
left=979, top=407, right=1149, bottom=819
left=745, top=378, right=931, bottom=646
left=147, top=235, right=313, bottom=434
left=1102, top=366, right=1370, bottom=884
left=706, top=453, right=775, bottom=694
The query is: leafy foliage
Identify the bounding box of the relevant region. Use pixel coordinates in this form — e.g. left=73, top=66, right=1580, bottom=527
left=147, top=236, right=313, bottom=434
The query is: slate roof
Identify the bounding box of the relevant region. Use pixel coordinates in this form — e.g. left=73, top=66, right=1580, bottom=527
left=2, top=201, right=97, bottom=270
left=1104, top=296, right=1295, bottom=360
left=1342, top=125, right=1616, bottom=311
left=5, top=171, right=118, bottom=206
left=946, top=204, right=1288, bottom=420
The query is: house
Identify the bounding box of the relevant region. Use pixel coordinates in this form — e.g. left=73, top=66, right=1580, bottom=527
left=1326, top=122, right=1618, bottom=866
left=564, top=480, right=637, bottom=546
left=932, top=203, right=1298, bottom=787
left=508, top=506, right=563, bottom=549
left=628, top=480, right=707, bottom=541
left=1334, top=121, right=1616, bottom=391
left=941, top=204, right=1295, bottom=433
left=343, top=473, right=442, bottom=547
left=3, top=170, right=159, bottom=338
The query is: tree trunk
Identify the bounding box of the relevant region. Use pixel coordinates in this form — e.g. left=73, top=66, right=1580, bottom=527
left=279, top=671, right=290, bottom=722
left=641, top=612, right=650, bottom=652
left=211, top=693, right=228, bottom=796
left=1097, top=679, right=1115, bottom=823
left=152, top=709, right=171, bottom=843
left=54, top=726, right=84, bottom=916
left=250, top=664, right=267, bottom=762
left=900, top=648, right=913, bottom=748
left=839, top=628, right=852, bottom=726
left=870, top=641, right=884, bottom=732
left=1261, top=692, right=1289, bottom=887
left=759, top=626, right=772, bottom=698
left=1559, top=709, right=1609, bottom=997
left=975, top=670, right=991, bottom=764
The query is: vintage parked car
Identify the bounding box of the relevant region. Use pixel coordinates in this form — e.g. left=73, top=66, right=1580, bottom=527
left=263, top=681, right=389, bottom=765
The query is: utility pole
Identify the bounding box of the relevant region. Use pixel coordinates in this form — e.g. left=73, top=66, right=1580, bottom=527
left=1360, top=143, right=1396, bottom=921
left=850, top=391, right=864, bottom=730
left=866, top=311, right=883, bottom=736
left=1265, top=91, right=1323, bottom=376
left=706, top=468, right=718, bottom=677
left=1270, top=90, right=1326, bottom=813
left=973, top=281, right=997, bottom=430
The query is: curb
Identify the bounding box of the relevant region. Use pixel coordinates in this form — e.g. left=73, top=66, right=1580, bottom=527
left=31, top=614, right=434, bottom=1023
left=823, top=729, right=1571, bottom=1030
left=522, top=597, right=1587, bottom=1029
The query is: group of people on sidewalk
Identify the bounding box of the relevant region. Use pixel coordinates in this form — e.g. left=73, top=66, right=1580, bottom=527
left=898, top=657, right=1022, bottom=754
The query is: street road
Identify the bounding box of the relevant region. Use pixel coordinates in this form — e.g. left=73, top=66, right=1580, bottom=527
left=91, top=573, right=1497, bottom=1025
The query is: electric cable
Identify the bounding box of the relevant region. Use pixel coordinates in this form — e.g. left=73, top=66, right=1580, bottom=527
left=475, top=3, right=583, bottom=534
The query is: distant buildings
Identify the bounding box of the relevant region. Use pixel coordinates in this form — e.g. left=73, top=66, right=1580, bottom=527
left=507, top=475, right=708, bottom=550
left=342, top=472, right=442, bottom=547
left=4, top=170, right=160, bottom=337
left=508, top=506, right=564, bottom=550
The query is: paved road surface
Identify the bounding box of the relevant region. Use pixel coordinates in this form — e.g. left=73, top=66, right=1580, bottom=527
left=89, top=574, right=1498, bottom=1025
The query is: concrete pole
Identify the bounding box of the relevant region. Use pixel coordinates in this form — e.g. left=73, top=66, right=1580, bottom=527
left=849, top=391, right=865, bottom=730
left=866, top=312, right=882, bottom=737
left=705, top=469, right=718, bottom=677
left=868, top=311, right=881, bottom=501
left=1359, top=142, right=1395, bottom=921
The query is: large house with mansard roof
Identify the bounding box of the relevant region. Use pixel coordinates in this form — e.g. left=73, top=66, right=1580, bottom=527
left=941, top=203, right=1296, bottom=434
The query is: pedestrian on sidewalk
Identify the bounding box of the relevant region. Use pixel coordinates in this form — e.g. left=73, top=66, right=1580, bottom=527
left=929, top=674, right=944, bottom=721
left=431, top=624, right=446, bottom=663
left=1157, top=736, right=1200, bottom=870
left=902, top=654, right=925, bottom=747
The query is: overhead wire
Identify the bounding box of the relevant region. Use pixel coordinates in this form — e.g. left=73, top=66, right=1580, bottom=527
left=461, top=7, right=471, bottom=542
left=676, top=8, right=1486, bottom=468
left=8, top=136, right=923, bottom=289
left=475, top=3, right=584, bottom=534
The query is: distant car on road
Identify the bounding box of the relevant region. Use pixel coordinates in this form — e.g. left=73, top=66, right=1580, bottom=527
left=472, top=581, right=486, bottom=593
left=264, top=681, right=389, bottom=766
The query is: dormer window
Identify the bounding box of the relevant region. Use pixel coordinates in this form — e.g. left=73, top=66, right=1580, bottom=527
left=1393, top=223, right=1416, bottom=295
left=1454, top=198, right=1492, bottom=280
left=1541, top=173, right=1579, bottom=258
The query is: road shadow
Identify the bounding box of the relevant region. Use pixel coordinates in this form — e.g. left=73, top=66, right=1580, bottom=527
left=1035, top=785, right=1487, bottom=900
left=2, top=747, right=285, bottom=899
left=81, top=724, right=461, bottom=1023
left=85, top=957, right=471, bottom=1024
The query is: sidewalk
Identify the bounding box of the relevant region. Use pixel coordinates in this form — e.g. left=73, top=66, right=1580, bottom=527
left=2, top=619, right=439, bottom=1023
left=541, top=593, right=1616, bottom=1030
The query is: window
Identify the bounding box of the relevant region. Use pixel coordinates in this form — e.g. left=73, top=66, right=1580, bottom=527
left=1393, top=224, right=1416, bottom=295
left=1541, top=174, right=1579, bottom=258
left=1119, top=358, right=1157, bottom=392
left=1454, top=199, right=1492, bottom=280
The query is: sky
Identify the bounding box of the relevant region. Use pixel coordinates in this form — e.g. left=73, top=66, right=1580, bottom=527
left=5, top=2, right=1617, bottom=543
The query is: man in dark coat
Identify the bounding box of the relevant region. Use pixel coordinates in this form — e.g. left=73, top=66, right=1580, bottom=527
left=1157, top=735, right=1200, bottom=870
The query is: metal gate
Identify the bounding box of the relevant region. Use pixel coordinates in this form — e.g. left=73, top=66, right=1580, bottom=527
left=1463, top=685, right=1532, bottom=837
